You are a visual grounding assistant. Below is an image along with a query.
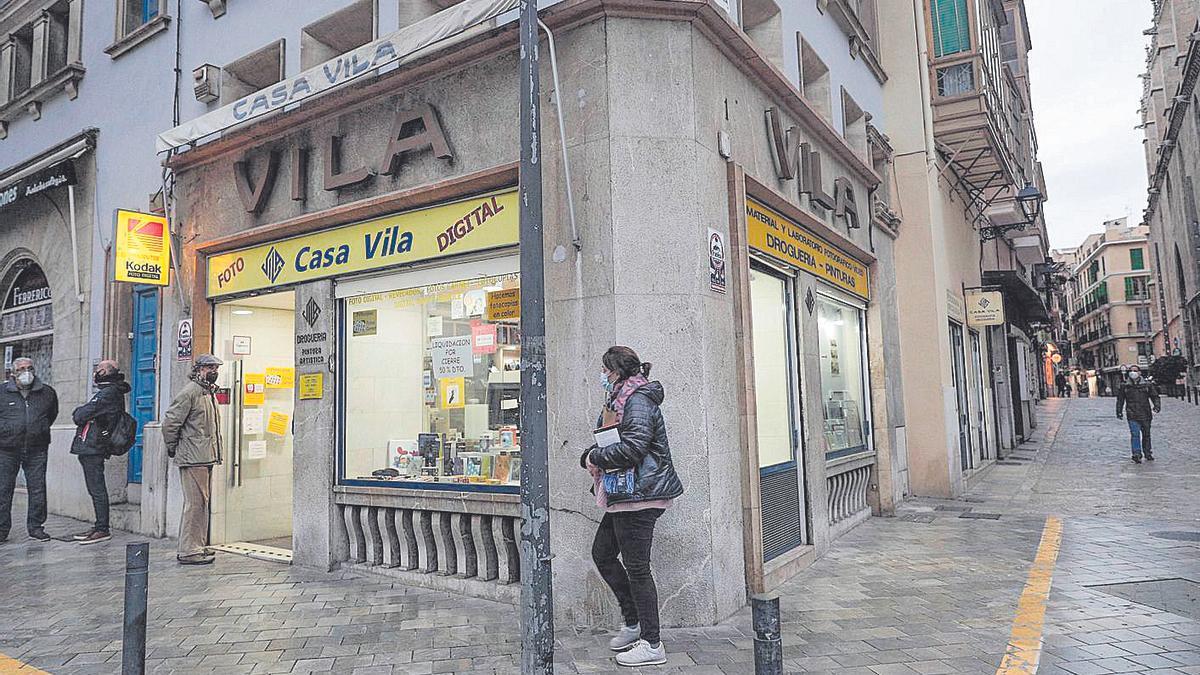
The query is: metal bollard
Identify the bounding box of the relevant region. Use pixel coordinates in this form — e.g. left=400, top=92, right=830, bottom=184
left=752, top=594, right=783, bottom=675
left=122, top=542, right=150, bottom=675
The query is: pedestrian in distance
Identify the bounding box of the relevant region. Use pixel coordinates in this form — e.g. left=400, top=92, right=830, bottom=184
left=69, top=360, right=131, bottom=545
left=0, top=357, right=59, bottom=543
left=162, top=354, right=224, bottom=565
left=1055, top=372, right=1068, bottom=398
left=580, top=346, right=685, bottom=668
left=1117, top=364, right=1161, bottom=464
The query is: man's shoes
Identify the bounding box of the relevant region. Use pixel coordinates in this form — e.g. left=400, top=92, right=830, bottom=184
left=1145, top=452, right=1155, bottom=461
left=615, top=640, right=668, bottom=667
left=177, top=552, right=215, bottom=565
left=78, top=531, right=112, bottom=545
left=71, top=530, right=95, bottom=541
left=1132, top=455, right=1143, bottom=464
left=28, top=530, right=51, bottom=542
left=609, top=624, right=642, bottom=651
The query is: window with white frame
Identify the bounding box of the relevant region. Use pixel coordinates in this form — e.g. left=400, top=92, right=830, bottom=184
left=936, top=62, right=975, bottom=97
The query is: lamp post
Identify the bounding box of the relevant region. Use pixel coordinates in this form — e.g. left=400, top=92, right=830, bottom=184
left=981, top=183, right=1044, bottom=241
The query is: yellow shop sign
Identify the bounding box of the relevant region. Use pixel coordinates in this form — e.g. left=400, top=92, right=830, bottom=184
left=746, top=197, right=870, bottom=300
left=115, top=209, right=171, bottom=286
left=207, top=190, right=518, bottom=298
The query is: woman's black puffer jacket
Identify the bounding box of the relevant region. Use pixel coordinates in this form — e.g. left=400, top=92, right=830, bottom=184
left=586, top=381, right=685, bottom=505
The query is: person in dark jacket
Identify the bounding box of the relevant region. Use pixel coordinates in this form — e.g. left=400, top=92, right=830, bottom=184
left=1117, top=364, right=1161, bottom=463
left=70, top=360, right=131, bottom=545
left=581, top=346, right=684, bottom=668
left=0, top=357, right=59, bottom=543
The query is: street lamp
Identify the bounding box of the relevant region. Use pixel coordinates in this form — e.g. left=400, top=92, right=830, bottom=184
left=980, top=183, right=1045, bottom=241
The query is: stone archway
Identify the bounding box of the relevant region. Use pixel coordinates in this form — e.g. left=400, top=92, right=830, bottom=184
left=0, top=258, right=54, bottom=383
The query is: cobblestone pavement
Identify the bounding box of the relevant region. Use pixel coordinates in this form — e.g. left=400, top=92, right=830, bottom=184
left=0, top=397, right=1198, bottom=674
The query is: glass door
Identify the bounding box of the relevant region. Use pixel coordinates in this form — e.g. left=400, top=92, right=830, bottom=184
left=969, top=331, right=991, bottom=461
left=212, top=291, right=296, bottom=552
left=949, top=323, right=973, bottom=472
left=748, top=264, right=807, bottom=561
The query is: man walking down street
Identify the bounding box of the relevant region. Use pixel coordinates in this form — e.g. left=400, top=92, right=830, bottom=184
left=1117, top=365, right=1161, bottom=464
left=162, top=355, right=223, bottom=565
left=70, top=360, right=131, bottom=545
left=0, top=358, right=59, bottom=543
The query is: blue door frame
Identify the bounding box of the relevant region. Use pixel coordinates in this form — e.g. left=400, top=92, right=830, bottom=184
left=129, top=286, right=159, bottom=484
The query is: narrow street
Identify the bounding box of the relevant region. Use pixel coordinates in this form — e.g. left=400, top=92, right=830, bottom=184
left=0, top=397, right=1195, bottom=674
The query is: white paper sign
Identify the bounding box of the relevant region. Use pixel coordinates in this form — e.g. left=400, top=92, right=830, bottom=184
left=427, top=316, right=444, bottom=337
left=247, top=440, right=267, bottom=460
left=430, top=335, right=473, bottom=379
left=451, top=298, right=466, bottom=319
left=242, top=409, right=264, bottom=435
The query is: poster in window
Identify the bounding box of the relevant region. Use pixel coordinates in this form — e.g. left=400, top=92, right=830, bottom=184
left=451, top=297, right=466, bottom=320
left=472, top=322, right=498, bottom=355
left=427, top=315, right=444, bottom=337
left=266, top=411, right=290, bottom=436
left=440, top=377, right=466, bottom=409
left=232, top=335, right=252, bottom=356
left=243, top=373, right=266, bottom=406
left=352, top=309, right=377, bottom=336
left=242, top=409, right=264, bottom=435
left=431, top=336, right=473, bottom=379
left=463, top=290, right=487, bottom=317
left=265, top=366, right=294, bottom=389
left=247, top=440, right=268, bottom=460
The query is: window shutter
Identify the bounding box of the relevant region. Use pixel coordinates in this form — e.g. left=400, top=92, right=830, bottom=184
left=1130, top=248, right=1144, bottom=270
left=932, top=0, right=971, bottom=57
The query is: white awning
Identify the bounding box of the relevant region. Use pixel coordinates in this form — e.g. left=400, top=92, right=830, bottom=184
left=0, top=134, right=92, bottom=188
left=157, top=0, right=518, bottom=153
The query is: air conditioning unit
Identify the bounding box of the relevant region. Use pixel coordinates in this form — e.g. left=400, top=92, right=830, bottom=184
left=193, top=64, right=221, bottom=104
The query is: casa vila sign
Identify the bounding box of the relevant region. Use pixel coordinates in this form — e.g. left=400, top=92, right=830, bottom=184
left=765, top=107, right=860, bottom=230
left=232, top=103, right=452, bottom=214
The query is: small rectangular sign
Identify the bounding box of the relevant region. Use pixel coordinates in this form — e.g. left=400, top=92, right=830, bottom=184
left=440, top=377, right=466, bottom=409
left=267, top=411, right=290, bottom=436
left=299, top=372, right=324, bottom=400
left=745, top=198, right=869, bottom=300
left=265, top=366, right=295, bottom=389
left=352, top=309, right=377, bottom=337
left=486, top=288, right=520, bottom=321
left=114, top=209, right=171, bottom=286
left=430, top=335, right=473, bottom=379
left=232, top=335, right=252, bottom=355
left=243, top=373, right=265, bottom=406
left=177, top=319, right=193, bottom=362
left=708, top=228, right=727, bottom=294
left=965, top=290, right=1006, bottom=327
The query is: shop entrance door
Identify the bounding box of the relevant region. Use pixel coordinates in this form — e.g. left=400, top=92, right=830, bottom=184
left=128, top=287, right=159, bottom=484
left=211, top=291, right=296, bottom=559
left=968, top=331, right=991, bottom=461
left=748, top=265, right=807, bottom=562
left=949, top=323, right=974, bottom=472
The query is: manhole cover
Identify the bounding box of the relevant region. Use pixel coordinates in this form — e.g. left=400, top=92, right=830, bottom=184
left=959, top=512, right=1001, bottom=520
left=935, top=505, right=973, bottom=512
left=897, top=513, right=935, bottom=524
left=1088, top=578, right=1200, bottom=620
left=1151, top=531, right=1200, bottom=542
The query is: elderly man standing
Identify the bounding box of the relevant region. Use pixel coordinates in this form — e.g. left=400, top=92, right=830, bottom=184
left=0, top=358, right=59, bottom=543
left=162, top=354, right=223, bottom=565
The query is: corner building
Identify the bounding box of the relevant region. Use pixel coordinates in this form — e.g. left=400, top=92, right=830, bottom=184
left=149, top=0, right=907, bottom=629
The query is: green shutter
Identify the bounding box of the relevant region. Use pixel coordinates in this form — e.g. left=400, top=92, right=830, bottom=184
left=1125, top=277, right=1135, bottom=300
left=932, top=0, right=971, bottom=57
left=1130, top=248, right=1145, bottom=270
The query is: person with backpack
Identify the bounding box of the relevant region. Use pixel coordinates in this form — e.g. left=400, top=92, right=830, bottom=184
left=70, top=360, right=132, bottom=545
left=581, top=347, right=684, bottom=668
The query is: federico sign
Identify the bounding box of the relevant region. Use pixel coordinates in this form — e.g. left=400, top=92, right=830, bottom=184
left=206, top=190, right=517, bottom=298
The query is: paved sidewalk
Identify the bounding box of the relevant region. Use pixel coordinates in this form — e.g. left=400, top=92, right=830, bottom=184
left=0, top=397, right=1197, bottom=674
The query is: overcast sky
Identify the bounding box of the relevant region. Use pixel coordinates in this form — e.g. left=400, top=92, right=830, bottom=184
left=1026, top=0, right=1153, bottom=251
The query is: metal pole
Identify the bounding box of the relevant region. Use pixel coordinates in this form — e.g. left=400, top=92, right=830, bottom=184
left=751, top=595, right=783, bottom=675
left=518, top=0, right=553, bottom=673
left=122, top=542, right=150, bottom=675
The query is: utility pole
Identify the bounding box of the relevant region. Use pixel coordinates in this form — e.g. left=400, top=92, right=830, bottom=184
left=518, top=0, right=553, bottom=672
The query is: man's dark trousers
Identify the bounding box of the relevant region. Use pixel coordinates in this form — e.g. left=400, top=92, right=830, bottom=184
left=77, top=455, right=110, bottom=532
left=0, top=448, right=49, bottom=538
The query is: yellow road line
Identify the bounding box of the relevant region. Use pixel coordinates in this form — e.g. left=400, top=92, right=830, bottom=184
left=0, top=653, right=48, bottom=674
left=996, top=516, right=1064, bottom=675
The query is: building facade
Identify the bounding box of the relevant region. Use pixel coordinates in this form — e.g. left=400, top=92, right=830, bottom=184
left=1141, top=0, right=1200, bottom=388
left=0, top=0, right=178, bottom=530
left=1062, top=220, right=1155, bottom=395
left=91, top=0, right=915, bottom=632
left=877, top=0, right=1050, bottom=498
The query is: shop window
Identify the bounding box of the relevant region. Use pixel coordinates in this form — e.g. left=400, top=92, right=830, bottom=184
left=816, top=295, right=870, bottom=460
left=796, top=35, right=832, bottom=123
left=301, top=0, right=375, bottom=70
left=341, top=267, right=522, bottom=492
left=931, top=0, right=970, bottom=57
left=936, top=63, right=974, bottom=97
left=749, top=269, right=797, bottom=469
left=221, top=40, right=285, bottom=104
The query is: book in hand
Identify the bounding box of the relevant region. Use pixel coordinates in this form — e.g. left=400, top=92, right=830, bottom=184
left=593, top=424, right=620, bottom=447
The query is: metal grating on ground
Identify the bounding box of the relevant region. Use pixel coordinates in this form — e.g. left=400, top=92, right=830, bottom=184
left=210, top=542, right=293, bottom=564
left=896, top=513, right=936, bottom=523
left=959, top=512, right=1002, bottom=520
left=1088, top=578, right=1200, bottom=620
left=935, top=505, right=973, bottom=512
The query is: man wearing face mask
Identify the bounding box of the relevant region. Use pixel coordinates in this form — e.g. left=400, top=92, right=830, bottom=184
left=1117, top=365, right=1161, bottom=464
left=0, top=358, right=59, bottom=543
left=162, top=354, right=224, bottom=565
left=70, top=360, right=131, bottom=545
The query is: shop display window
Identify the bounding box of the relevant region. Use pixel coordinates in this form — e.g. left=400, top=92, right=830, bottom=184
left=749, top=268, right=797, bottom=469
left=816, top=295, right=871, bottom=460
left=341, top=271, right=522, bottom=491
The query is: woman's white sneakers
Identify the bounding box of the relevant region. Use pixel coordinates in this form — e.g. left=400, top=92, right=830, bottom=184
left=609, top=624, right=642, bottom=651
left=615, top=640, right=668, bottom=667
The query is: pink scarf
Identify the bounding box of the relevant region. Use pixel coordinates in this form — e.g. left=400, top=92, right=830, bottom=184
left=587, top=376, right=671, bottom=513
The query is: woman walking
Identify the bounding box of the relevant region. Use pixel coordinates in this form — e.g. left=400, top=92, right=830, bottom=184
left=582, top=346, right=685, bottom=668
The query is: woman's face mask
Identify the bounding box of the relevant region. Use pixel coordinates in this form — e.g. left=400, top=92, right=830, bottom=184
left=600, top=370, right=615, bottom=393
left=1128, top=370, right=1141, bottom=380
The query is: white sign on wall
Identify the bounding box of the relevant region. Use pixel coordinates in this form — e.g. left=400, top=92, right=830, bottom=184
left=430, top=335, right=473, bottom=379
